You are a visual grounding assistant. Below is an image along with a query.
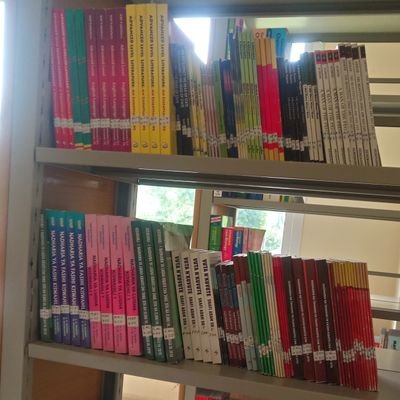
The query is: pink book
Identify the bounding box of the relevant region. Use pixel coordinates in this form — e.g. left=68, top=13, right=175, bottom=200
left=85, top=214, right=102, bottom=349
left=121, top=217, right=142, bottom=355
left=50, top=10, right=63, bottom=148
left=106, top=9, right=120, bottom=151
left=109, top=216, right=127, bottom=353
left=95, top=9, right=111, bottom=151
left=115, top=8, right=131, bottom=152
left=85, top=9, right=102, bottom=150
left=221, top=227, right=234, bottom=261
left=97, top=215, right=114, bottom=351
left=247, top=228, right=265, bottom=251
left=58, top=9, right=75, bottom=149
left=241, top=227, right=249, bottom=254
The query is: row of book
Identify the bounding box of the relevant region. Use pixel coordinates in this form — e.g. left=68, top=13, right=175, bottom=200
left=208, top=215, right=265, bottom=261
left=50, top=5, right=173, bottom=153
left=378, top=328, right=400, bottom=350
left=39, top=209, right=377, bottom=391
left=213, top=191, right=303, bottom=203
left=49, top=6, right=381, bottom=167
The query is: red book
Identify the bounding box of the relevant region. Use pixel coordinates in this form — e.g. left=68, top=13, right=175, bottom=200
left=114, top=8, right=131, bottom=152
left=292, top=257, right=314, bottom=381
left=221, top=227, right=234, bottom=261
left=50, top=11, right=63, bottom=148
left=281, top=256, right=303, bottom=378
left=85, top=9, right=102, bottom=150
left=96, top=9, right=111, bottom=151
left=315, top=259, right=338, bottom=384
left=272, top=256, right=293, bottom=378
left=303, top=259, right=327, bottom=383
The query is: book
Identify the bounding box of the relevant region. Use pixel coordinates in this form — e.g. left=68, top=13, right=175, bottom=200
left=208, top=215, right=233, bottom=251
left=221, top=227, right=234, bottom=262
left=97, top=215, right=114, bottom=351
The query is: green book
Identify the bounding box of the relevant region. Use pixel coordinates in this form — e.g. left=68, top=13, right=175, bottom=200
left=39, top=211, right=53, bottom=341
left=75, top=9, right=91, bottom=149
left=65, top=9, right=83, bottom=149
left=208, top=215, right=233, bottom=251
left=152, top=222, right=183, bottom=363
left=131, top=220, right=154, bottom=359
left=141, top=221, right=166, bottom=362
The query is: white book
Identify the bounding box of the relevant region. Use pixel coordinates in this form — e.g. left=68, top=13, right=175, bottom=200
left=199, top=251, right=222, bottom=364
left=314, top=51, right=333, bottom=163
left=338, top=44, right=357, bottom=165
left=352, top=45, right=372, bottom=166
left=333, top=49, right=351, bottom=165
left=171, top=250, right=193, bottom=359
left=303, top=83, right=316, bottom=161
left=345, top=44, right=365, bottom=165
left=321, top=51, right=339, bottom=164
left=327, top=50, right=345, bottom=164
left=181, top=250, right=203, bottom=360
left=359, top=45, right=381, bottom=166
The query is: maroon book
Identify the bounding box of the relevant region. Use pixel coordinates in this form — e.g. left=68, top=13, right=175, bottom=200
left=282, top=256, right=303, bottom=379
left=292, top=257, right=314, bottom=381
left=304, top=259, right=327, bottom=383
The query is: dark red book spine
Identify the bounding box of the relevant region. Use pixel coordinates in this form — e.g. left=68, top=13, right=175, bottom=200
left=315, top=259, right=338, bottom=384
left=292, top=258, right=314, bottom=381
left=281, top=256, right=303, bottom=379
left=304, top=259, right=327, bottom=383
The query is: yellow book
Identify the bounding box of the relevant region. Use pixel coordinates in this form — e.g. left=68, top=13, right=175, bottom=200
left=186, top=51, right=200, bottom=156
left=126, top=5, right=141, bottom=153
left=157, top=4, right=174, bottom=154
left=136, top=4, right=150, bottom=153
left=147, top=3, right=160, bottom=154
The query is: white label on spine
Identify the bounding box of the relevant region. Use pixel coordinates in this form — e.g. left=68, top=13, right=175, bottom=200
left=142, top=325, right=152, bottom=337
left=113, top=314, right=126, bottom=326
left=70, top=306, right=79, bottom=315
left=303, top=343, right=312, bottom=354
left=164, top=327, right=176, bottom=341
left=61, top=305, right=70, bottom=314
left=152, top=325, right=163, bottom=338
left=40, top=309, right=52, bottom=319
left=127, top=316, right=139, bottom=328
left=313, top=350, right=325, bottom=361
left=79, top=310, right=89, bottom=320
left=101, top=313, right=113, bottom=325
left=291, top=345, right=303, bottom=356
left=89, top=311, right=101, bottom=322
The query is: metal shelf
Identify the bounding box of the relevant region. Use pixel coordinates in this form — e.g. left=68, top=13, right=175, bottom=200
left=371, top=296, right=400, bottom=321
left=213, top=197, right=400, bottom=221
left=28, top=342, right=399, bottom=400
left=35, top=148, right=400, bottom=203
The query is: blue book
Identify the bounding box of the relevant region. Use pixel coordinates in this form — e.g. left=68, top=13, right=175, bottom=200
left=75, top=212, right=91, bottom=348
left=66, top=212, right=81, bottom=346
left=232, top=229, right=243, bottom=256
left=56, top=211, right=72, bottom=345
left=46, top=209, right=62, bottom=343
left=267, top=28, right=288, bottom=58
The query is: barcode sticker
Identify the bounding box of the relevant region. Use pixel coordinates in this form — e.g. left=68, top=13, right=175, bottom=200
left=142, top=325, right=152, bottom=337
left=164, top=327, right=176, bottom=341
left=60, top=305, right=70, bottom=314
left=302, top=343, right=312, bottom=354
left=70, top=306, right=79, bottom=315
left=113, top=314, right=126, bottom=326
left=89, top=311, right=101, bottom=322
left=152, top=325, right=163, bottom=338
left=79, top=310, right=89, bottom=320
left=313, top=350, right=325, bottom=361
left=40, top=309, right=52, bottom=319
left=127, top=316, right=139, bottom=328
left=291, top=345, right=303, bottom=356
left=101, top=313, right=113, bottom=325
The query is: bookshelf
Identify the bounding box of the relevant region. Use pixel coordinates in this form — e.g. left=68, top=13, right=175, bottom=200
left=2, top=1, right=400, bottom=399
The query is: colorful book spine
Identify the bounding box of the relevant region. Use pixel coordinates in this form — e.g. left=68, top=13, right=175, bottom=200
left=221, top=227, right=234, bottom=262
left=85, top=214, right=102, bottom=349
left=47, top=210, right=62, bottom=343
left=172, top=250, right=194, bottom=359
left=75, top=212, right=90, bottom=348
left=131, top=220, right=154, bottom=359
left=232, top=228, right=243, bottom=256
left=141, top=221, right=166, bottom=361
left=152, top=222, right=183, bottom=362
left=65, top=212, right=81, bottom=346
left=121, top=217, right=142, bottom=356
left=57, top=211, right=71, bottom=345
left=110, top=216, right=127, bottom=353
left=85, top=9, right=101, bottom=150
left=97, top=215, right=114, bottom=351
left=39, top=212, right=53, bottom=341
left=157, top=4, right=173, bottom=154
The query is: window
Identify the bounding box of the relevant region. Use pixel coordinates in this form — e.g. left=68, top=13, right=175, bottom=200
left=135, top=185, right=196, bottom=225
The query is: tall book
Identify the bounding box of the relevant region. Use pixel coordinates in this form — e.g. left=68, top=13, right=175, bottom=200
left=85, top=214, right=102, bottom=349
left=131, top=220, right=154, bottom=359
left=110, top=216, right=127, bottom=354
left=97, top=215, right=114, bottom=351
left=141, top=221, right=166, bottom=361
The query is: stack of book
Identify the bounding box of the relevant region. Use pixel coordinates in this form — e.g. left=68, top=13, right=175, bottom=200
left=49, top=6, right=381, bottom=166
left=39, top=209, right=378, bottom=392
